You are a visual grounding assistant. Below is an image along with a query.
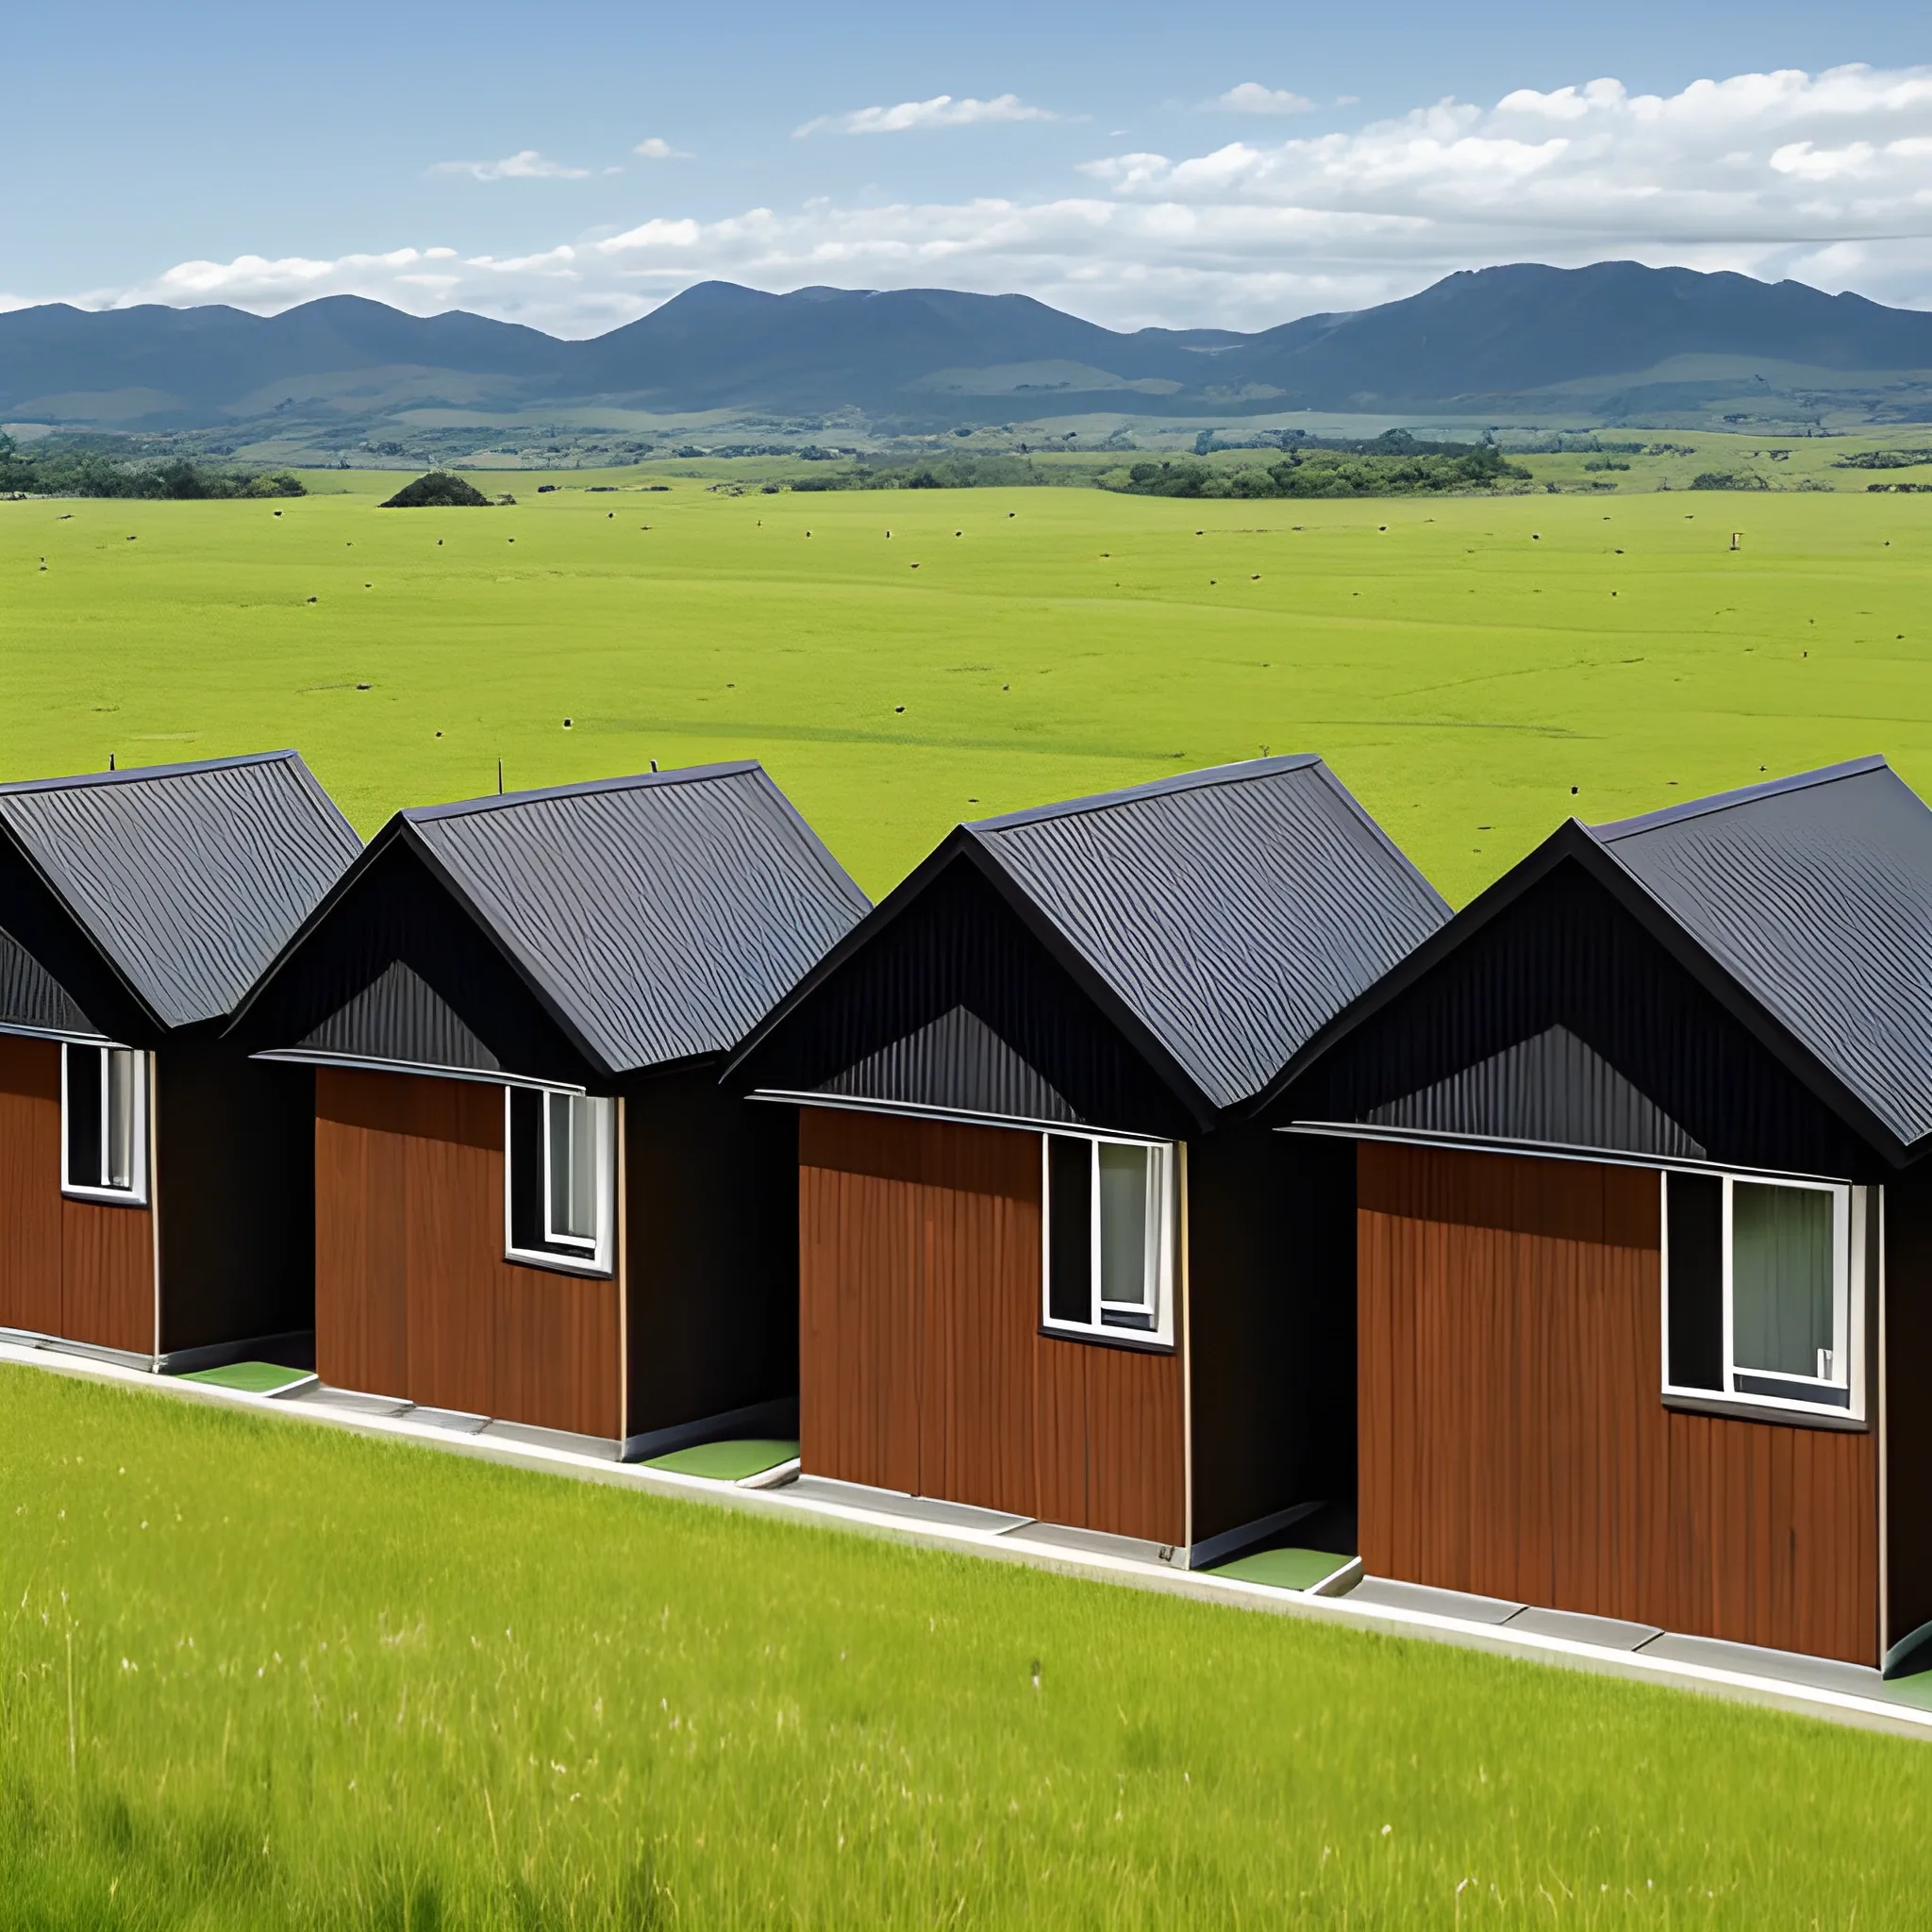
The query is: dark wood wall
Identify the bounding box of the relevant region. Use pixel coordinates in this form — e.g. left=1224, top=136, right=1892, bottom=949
left=1187, top=1124, right=1356, bottom=1544
left=315, top=1068, right=620, bottom=1438
left=156, top=1036, right=316, bottom=1356
left=623, top=1065, right=799, bottom=1440
left=1883, top=1165, right=1932, bottom=1655
left=799, top=1108, right=1185, bottom=1545
left=0, top=1035, right=155, bottom=1356
left=1358, top=1142, right=1878, bottom=1665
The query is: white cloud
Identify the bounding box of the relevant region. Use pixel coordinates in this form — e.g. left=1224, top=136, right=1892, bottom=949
left=430, top=150, right=590, bottom=181
left=633, top=138, right=691, bottom=160
left=795, top=93, right=1055, bottom=138
left=1216, top=83, right=1315, bottom=115
left=58, top=62, right=1932, bottom=335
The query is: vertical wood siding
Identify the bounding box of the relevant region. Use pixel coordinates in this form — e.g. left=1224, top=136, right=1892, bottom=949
left=314, top=1068, right=619, bottom=1438
left=1358, top=1141, right=1878, bottom=1665
left=0, top=1034, right=155, bottom=1355
left=799, top=1108, right=1185, bottom=1544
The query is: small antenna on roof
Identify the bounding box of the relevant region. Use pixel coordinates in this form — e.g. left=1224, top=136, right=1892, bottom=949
left=497, top=758, right=504, bottom=794
left=650, top=758, right=658, bottom=773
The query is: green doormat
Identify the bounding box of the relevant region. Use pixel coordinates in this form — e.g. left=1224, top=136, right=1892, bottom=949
left=645, top=1439, right=799, bottom=1482
left=1212, top=1547, right=1355, bottom=1592
left=180, top=1362, right=311, bottom=1394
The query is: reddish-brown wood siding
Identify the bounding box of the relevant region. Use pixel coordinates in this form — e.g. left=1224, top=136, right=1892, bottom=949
left=799, top=1108, right=1185, bottom=1545
left=314, top=1068, right=620, bottom=1438
left=0, top=1036, right=62, bottom=1337
left=1358, top=1141, right=1879, bottom=1665
left=0, top=1035, right=155, bottom=1355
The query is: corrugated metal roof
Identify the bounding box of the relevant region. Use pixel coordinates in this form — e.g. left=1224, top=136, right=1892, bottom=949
left=0, top=753, right=361, bottom=1028
left=400, top=762, right=870, bottom=1074
left=1589, top=756, right=1932, bottom=1149
left=965, top=757, right=1450, bottom=1112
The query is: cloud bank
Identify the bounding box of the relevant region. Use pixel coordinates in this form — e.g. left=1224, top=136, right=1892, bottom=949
left=633, top=138, right=691, bottom=160
left=1216, top=83, right=1315, bottom=115
left=794, top=93, right=1057, bottom=137
left=428, top=150, right=591, bottom=182
left=83, top=65, right=1932, bottom=335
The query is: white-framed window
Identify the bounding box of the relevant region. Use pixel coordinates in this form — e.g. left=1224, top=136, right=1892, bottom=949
left=1041, top=1132, right=1176, bottom=1345
left=504, top=1086, right=615, bottom=1275
left=1661, top=1169, right=1864, bottom=1420
left=60, top=1041, right=149, bottom=1205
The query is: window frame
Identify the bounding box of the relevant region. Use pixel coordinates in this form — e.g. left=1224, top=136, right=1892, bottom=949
left=58, top=1041, right=150, bottom=1207
left=1658, top=1167, right=1864, bottom=1422
left=1040, top=1130, right=1177, bottom=1347
left=502, top=1085, right=616, bottom=1277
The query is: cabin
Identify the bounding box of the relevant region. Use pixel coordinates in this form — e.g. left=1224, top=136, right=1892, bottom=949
left=1267, top=757, right=1932, bottom=1672
left=0, top=753, right=360, bottom=1370
left=728, top=757, right=1448, bottom=1564
left=229, top=762, right=869, bottom=1458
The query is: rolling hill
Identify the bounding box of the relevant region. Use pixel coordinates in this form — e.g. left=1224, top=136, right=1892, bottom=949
left=4, top=262, right=1930, bottom=437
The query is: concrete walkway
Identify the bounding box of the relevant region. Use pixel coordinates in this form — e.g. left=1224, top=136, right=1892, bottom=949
left=8, top=1335, right=1931, bottom=1744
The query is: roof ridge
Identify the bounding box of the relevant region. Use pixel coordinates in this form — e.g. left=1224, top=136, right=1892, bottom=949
left=403, top=760, right=763, bottom=823
left=0, top=749, right=303, bottom=797
left=1589, top=757, right=1891, bottom=842
left=965, top=754, right=1324, bottom=836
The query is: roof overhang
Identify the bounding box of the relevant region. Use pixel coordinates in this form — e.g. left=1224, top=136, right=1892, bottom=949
left=1283, top=1118, right=1863, bottom=1189
left=750, top=1086, right=1177, bottom=1145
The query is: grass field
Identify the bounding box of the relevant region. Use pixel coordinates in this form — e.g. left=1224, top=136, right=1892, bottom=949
left=4, top=474, right=1929, bottom=904
left=8, top=1366, right=1932, bottom=1930
left=7, top=471, right=1932, bottom=1924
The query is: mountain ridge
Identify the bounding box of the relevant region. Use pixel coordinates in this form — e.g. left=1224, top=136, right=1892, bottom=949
left=4, top=262, right=1930, bottom=434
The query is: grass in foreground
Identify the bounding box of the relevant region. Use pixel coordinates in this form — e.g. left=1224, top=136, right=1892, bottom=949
left=5, top=1366, right=1931, bottom=1929
left=4, top=477, right=1928, bottom=903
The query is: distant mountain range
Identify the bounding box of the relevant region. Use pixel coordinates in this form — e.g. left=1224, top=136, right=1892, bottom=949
left=5, top=262, right=1931, bottom=439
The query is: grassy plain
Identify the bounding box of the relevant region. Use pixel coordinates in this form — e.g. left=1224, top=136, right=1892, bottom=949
left=8, top=1366, right=1932, bottom=1931
left=2, top=473, right=1928, bottom=904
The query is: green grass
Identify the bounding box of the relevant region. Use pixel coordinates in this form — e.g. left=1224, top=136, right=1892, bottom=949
left=1212, top=1548, right=1356, bottom=1592
left=4, top=475, right=1929, bottom=904
left=176, top=1363, right=311, bottom=1395
left=644, top=1438, right=798, bottom=1481
left=7, top=1366, right=1932, bottom=1930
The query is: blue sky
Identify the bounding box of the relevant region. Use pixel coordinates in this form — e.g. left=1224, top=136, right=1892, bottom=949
left=4, top=0, right=1929, bottom=332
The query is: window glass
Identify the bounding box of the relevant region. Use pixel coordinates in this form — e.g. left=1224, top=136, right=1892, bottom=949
left=547, top=1091, right=599, bottom=1245
left=1097, top=1142, right=1151, bottom=1312
left=62, top=1042, right=143, bottom=1201
left=65, top=1044, right=104, bottom=1189
left=1043, top=1134, right=1174, bottom=1343
left=506, top=1086, right=613, bottom=1273
left=1664, top=1172, right=1723, bottom=1391
left=105, top=1048, right=136, bottom=1190
left=1731, top=1180, right=1834, bottom=1380
left=1046, top=1136, right=1092, bottom=1325
left=1662, top=1171, right=1855, bottom=1417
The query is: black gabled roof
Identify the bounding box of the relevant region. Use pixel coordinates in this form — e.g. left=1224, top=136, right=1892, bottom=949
left=1590, top=757, right=1932, bottom=1151
left=1263, top=756, right=1932, bottom=1162
left=0, top=752, right=360, bottom=1029
left=735, top=756, right=1449, bottom=1121
left=242, top=761, right=870, bottom=1079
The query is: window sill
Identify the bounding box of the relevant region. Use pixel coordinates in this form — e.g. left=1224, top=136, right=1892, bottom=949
left=504, top=1246, right=614, bottom=1282
left=1038, top=1322, right=1175, bottom=1357
left=60, top=1185, right=149, bottom=1209
left=1662, top=1391, right=1867, bottom=1433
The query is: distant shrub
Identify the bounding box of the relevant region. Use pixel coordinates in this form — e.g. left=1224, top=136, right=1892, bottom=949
left=1100, top=443, right=1528, bottom=500
left=1690, top=471, right=1769, bottom=491
left=0, top=434, right=305, bottom=500
left=1835, top=449, right=1932, bottom=470
left=379, top=472, right=494, bottom=508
